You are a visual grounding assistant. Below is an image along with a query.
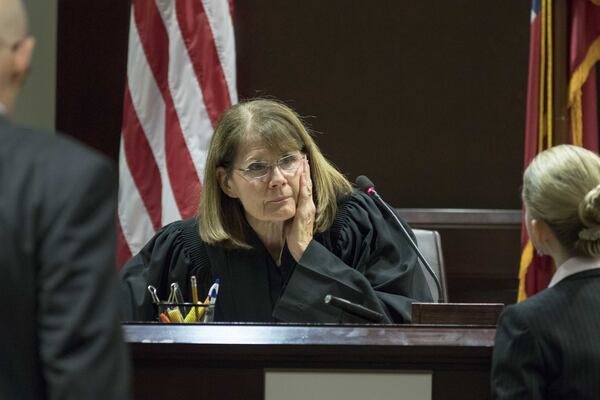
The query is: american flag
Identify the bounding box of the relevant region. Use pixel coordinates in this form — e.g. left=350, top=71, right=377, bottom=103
left=117, top=0, right=237, bottom=267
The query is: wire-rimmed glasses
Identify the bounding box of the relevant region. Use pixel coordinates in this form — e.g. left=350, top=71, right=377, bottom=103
left=236, top=153, right=306, bottom=182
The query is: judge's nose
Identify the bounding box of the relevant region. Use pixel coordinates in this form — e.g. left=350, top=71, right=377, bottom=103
left=268, top=166, right=288, bottom=188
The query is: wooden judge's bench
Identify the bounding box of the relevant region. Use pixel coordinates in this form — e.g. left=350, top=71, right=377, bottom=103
left=125, top=209, right=515, bottom=399
left=124, top=304, right=503, bottom=400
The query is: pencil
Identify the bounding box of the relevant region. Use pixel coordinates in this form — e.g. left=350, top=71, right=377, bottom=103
left=191, top=276, right=199, bottom=319
left=167, top=307, right=184, bottom=323
left=184, top=295, right=210, bottom=323
left=159, top=312, right=171, bottom=323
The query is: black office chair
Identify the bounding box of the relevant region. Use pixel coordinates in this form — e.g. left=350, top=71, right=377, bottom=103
left=413, top=229, right=448, bottom=302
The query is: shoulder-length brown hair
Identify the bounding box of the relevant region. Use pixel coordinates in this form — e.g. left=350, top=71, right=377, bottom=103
left=199, top=99, right=353, bottom=249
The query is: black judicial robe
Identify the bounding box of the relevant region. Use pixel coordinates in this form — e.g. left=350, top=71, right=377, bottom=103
left=120, top=190, right=432, bottom=323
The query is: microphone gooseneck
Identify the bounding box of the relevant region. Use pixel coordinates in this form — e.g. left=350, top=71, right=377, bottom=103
left=355, top=175, right=443, bottom=303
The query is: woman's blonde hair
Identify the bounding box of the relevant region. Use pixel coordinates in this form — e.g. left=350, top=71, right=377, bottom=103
left=523, top=144, right=600, bottom=257
left=199, top=99, right=353, bottom=248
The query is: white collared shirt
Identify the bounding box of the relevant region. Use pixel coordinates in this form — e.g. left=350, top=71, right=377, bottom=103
left=548, top=256, right=600, bottom=287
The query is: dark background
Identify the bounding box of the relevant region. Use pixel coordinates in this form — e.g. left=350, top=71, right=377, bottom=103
left=55, top=0, right=530, bottom=303
left=56, top=0, right=529, bottom=209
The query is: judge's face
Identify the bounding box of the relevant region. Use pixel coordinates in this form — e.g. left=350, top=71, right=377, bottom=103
left=218, top=138, right=304, bottom=226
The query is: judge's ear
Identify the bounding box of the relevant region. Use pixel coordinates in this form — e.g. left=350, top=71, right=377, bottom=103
left=216, top=167, right=238, bottom=198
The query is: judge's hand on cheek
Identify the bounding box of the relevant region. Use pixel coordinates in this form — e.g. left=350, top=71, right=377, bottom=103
left=286, top=159, right=316, bottom=261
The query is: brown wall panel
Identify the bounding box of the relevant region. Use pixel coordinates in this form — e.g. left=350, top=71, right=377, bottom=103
left=439, top=228, right=520, bottom=304
left=399, top=209, right=521, bottom=304
left=57, top=0, right=529, bottom=209
left=234, top=0, right=530, bottom=209
left=56, top=0, right=130, bottom=158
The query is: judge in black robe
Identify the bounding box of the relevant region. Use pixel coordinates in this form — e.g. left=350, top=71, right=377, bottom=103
left=121, top=190, right=432, bottom=323
left=120, top=99, right=432, bottom=323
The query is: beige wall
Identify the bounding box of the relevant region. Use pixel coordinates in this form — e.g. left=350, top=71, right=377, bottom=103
left=265, top=369, right=432, bottom=400
left=13, top=0, right=56, bottom=131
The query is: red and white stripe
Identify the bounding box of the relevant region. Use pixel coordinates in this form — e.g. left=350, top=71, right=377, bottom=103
left=117, top=0, right=237, bottom=266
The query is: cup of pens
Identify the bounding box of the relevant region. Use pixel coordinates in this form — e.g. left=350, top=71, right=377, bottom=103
left=148, top=277, right=220, bottom=324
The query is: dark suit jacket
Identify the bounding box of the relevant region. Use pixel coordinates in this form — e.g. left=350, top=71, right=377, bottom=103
left=491, top=268, right=600, bottom=399
left=0, top=116, right=130, bottom=399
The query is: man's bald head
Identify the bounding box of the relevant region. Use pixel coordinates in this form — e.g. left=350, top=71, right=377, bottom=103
left=0, top=0, right=33, bottom=115
left=0, top=0, right=28, bottom=47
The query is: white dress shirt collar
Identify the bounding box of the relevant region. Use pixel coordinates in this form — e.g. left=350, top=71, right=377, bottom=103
left=549, top=256, right=600, bottom=287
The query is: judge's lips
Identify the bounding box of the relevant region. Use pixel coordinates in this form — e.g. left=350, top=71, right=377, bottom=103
left=267, top=196, right=291, bottom=203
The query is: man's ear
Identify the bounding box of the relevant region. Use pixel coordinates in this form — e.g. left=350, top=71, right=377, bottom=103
left=216, top=167, right=238, bottom=198
left=13, top=36, right=34, bottom=85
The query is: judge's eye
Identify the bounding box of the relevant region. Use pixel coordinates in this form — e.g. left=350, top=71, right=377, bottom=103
left=278, top=154, right=298, bottom=170
left=246, top=162, right=269, bottom=174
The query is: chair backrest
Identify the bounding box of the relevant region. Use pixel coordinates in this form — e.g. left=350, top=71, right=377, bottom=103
left=412, top=229, right=448, bottom=302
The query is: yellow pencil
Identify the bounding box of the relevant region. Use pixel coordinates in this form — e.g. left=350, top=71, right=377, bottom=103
left=183, top=295, right=210, bottom=323
left=190, top=276, right=199, bottom=320
left=167, top=307, right=184, bottom=323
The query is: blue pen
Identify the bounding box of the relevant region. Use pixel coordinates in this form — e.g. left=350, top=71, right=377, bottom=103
left=208, top=287, right=217, bottom=304
left=208, top=278, right=220, bottom=304
left=203, top=279, right=220, bottom=322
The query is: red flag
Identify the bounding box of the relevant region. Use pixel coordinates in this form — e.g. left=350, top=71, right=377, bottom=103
left=519, top=0, right=600, bottom=301
left=568, top=0, right=600, bottom=150
left=117, top=0, right=237, bottom=267
left=518, top=0, right=555, bottom=302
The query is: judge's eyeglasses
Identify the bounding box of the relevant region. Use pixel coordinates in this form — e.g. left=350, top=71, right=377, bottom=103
left=236, top=153, right=306, bottom=182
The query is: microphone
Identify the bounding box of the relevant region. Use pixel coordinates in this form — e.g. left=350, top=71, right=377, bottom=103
left=355, top=175, right=443, bottom=303
left=324, top=294, right=385, bottom=323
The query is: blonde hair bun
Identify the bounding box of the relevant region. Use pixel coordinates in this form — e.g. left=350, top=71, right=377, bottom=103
left=576, top=184, right=600, bottom=256
left=578, top=184, right=600, bottom=228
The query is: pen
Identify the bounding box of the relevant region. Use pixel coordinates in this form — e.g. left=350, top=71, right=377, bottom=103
left=208, top=278, right=220, bottom=304
left=202, top=278, right=220, bottom=323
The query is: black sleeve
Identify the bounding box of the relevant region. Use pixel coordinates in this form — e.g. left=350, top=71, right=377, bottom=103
left=37, top=147, right=131, bottom=400
left=273, top=191, right=433, bottom=323
left=491, top=305, right=547, bottom=399
left=119, top=219, right=211, bottom=321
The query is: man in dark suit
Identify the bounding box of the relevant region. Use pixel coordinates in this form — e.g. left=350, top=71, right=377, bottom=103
left=0, top=1, right=131, bottom=398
